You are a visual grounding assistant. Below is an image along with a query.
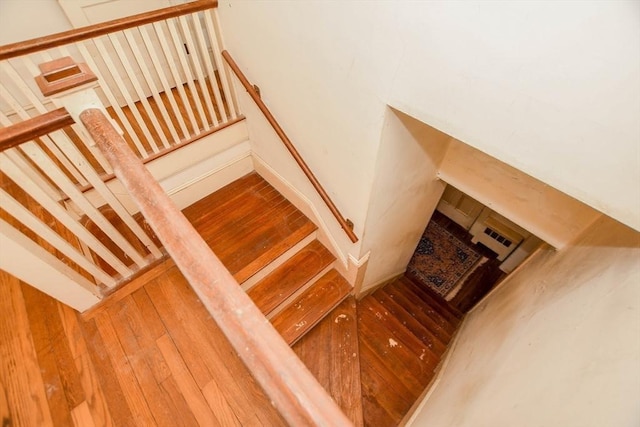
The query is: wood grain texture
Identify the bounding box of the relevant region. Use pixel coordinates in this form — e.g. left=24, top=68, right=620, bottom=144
left=183, top=172, right=318, bottom=284
left=2, top=170, right=470, bottom=426
left=0, top=272, right=54, bottom=427
left=293, top=297, right=365, bottom=426
left=358, top=275, right=463, bottom=426
left=248, top=239, right=335, bottom=315
left=1, top=265, right=286, bottom=426
left=271, top=268, right=352, bottom=345
left=0, top=107, right=74, bottom=152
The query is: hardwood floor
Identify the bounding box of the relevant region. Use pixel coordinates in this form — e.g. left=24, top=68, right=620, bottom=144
left=358, top=275, right=463, bottom=427
left=293, top=297, right=365, bottom=426
left=0, top=173, right=359, bottom=426
left=2, top=172, right=477, bottom=427
left=0, top=262, right=286, bottom=427
left=1, top=172, right=321, bottom=427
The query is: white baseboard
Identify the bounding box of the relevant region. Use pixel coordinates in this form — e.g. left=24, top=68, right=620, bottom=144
left=357, top=268, right=405, bottom=298
left=251, top=154, right=348, bottom=267
left=167, top=150, right=253, bottom=210
left=78, top=121, right=252, bottom=214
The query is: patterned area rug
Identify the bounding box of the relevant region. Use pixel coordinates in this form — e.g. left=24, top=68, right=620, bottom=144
left=407, top=221, right=481, bottom=298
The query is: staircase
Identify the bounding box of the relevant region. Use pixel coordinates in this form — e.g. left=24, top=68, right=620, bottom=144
left=2, top=169, right=466, bottom=426
left=183, top=172, right=464, bottom=426
left=357, top=276, right=463, bottom=426
left=182, top=171, right=352, bottom=346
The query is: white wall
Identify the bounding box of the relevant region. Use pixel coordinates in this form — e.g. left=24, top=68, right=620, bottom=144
left=388, top=1, right=640, bottom=233
left=0, top=0, right=72, bottom=44
left=408, top=215, right=640, bottom=427
left=217, top=0, right=640, bottom=244
left=360, top=109, right=449, bottom=291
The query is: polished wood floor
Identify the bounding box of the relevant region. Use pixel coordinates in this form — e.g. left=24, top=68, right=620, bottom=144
left=1, top=172, right=319, bottom=427
left=0, top=262, right=287, bottom=427
left=2, top=172, right=470, bottom=426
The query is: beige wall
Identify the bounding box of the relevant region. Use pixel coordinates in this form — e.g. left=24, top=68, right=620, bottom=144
left=217, top=0, right=640, bottom=238
left=360, top=109, right=449, bottom=291
left=408, top=216, right=640, bottom=427
left=439, top=139, right=602, bottom=249
left=0, top=0, right=72, bottom=44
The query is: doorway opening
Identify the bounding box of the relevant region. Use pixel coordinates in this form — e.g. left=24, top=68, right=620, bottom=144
left=407, top=184, right=542, bottom=313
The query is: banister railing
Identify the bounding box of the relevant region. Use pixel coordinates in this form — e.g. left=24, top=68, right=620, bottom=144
left=0, top=104, right=164, bottom=292
left=0, top=107, right=73, bottom=151
left=80, top=107, right=353, bottom=427
left=0, top=0, right=218, bottom=60
left=0, top=0, right=239, bottom=168
left=221, top=50, right=359, bottom=243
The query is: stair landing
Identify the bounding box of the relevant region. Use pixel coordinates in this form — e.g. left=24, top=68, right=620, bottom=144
left=182, top=172, right=317, bottom=284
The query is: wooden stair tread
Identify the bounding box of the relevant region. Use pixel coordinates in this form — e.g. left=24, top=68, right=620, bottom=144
left=359, top=343, right=417, bottom=426
left=359, top=297, right=440, bottom=368
left=292, top=297, right=364, bottom=426
left=358, top=275, right=465, bottom=426
left=248, top=240, right=335, bottom=316
left=401, top=275, right=463, bottom=323
left=357, top=305, right=434, bottom=390
left=390, top=280, right=458, bottom=336
left=384, top=282, right=453, bottom=343
left=271, top=269, right=351, bottom=345
left=372, top=288, right=447, bottom=355
left=182, top=172, right=317, bottom=284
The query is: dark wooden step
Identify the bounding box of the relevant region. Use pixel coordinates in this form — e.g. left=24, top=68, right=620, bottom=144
left=359, top=297, right=440, bottom=368
left=358, top=339, right=419, bottom=426
left=357, top=304, right=435, bottom=389
left=247, top=240, right=335, bottom=316
left=371, top=288, right=447, bottom=355
left=382, top=282, right=452, bottom=345
left=400, top=275, right=463, bottom=325
left=271, top=269, right=351, bottom=345
left=392, top=279, right=458, bottom=336
left=292, top=297, right=364, bottom=426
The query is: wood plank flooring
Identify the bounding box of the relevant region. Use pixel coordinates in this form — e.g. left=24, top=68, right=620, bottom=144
left=293, top=297, right=364, bottom=426
left=1, top=171, right=473, bottom=427
left=0, top=264, right=286, bottom=427
left=1, top=172, right=319, bottom=426
left=358, top=275, right=464, bottom=427
left=184, top=172, right=317, bottom=284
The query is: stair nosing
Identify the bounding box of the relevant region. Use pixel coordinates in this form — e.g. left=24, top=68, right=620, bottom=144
left=241, top=232, right=318, bottom=291
left=270, top=269, right=352, bottom=345
left=265, top=262, right=335, bottom=320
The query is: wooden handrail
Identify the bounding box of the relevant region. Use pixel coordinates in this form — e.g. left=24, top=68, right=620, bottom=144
left=0, top=108, right=74, bottom=153
left=79, top=108, right=353, bottom=427
left=0, top=0, right=217, bottom=60
left=221, top=50, right=359, bottom=243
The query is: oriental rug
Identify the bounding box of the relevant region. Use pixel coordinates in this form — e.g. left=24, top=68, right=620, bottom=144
left=407, top=220, right=482, bottom=298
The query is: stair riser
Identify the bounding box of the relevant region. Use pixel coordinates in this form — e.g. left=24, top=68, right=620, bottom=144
left=265, top=262, right=335, bottom=320
left=240, top=231, right=317, bottom=291
left=287, top=293, right=350, bottom=347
